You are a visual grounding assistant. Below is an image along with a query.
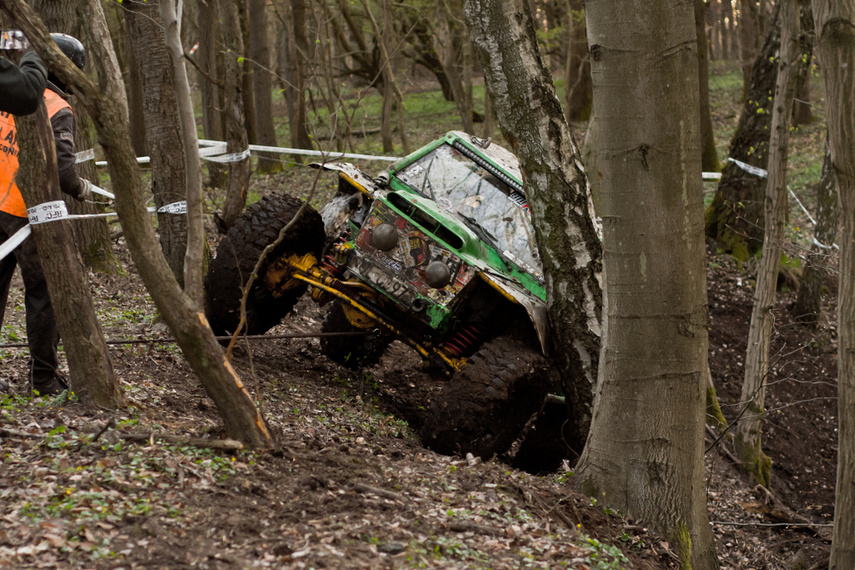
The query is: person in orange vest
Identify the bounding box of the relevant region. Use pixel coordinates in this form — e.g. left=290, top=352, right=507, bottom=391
left=0, top=41, right=47, bottom=115
left=0, top=34, right=93, bottom=396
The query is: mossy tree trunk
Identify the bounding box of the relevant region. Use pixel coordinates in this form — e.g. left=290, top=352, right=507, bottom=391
left=735, top=0, right=800, bottom=489
left=705, top=1, right=813, bottom=259
left=463, top=0, right=603, bottom=455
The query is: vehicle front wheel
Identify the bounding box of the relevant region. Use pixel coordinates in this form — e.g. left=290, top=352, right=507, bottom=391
left=420, top=336, right=549, bottom=459
left=204, top=193, right=325, bottom=336
left=320, top=300, right=393, bottom=369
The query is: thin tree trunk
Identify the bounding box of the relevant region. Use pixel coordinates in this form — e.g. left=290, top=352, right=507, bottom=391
left=159, top=0, right=205, bottom=308
left=793, top=142, right=836, bottom=324
left=696, top=0, right=720, bottom=171
left=738, top=0, right=760, bottom=89
left=464, top=0, right=603, bottom=457
left=736, top=0, right=799, bottom=488
left=564, top=0, right=592, bottom=122
left=15, top=105, right=122, bottom=408
left=217, top=0, right=252, bottom=228
left=249, top=0, right=280, bottom=173
left=811, top=2, right=855, bottom=567
left=124, top=0, right=190, bottom=292
left=362, top=0, right=409, bottom=154
left=2, top=0, right=273, bottom=448
left=574, top=0, right=718, bottom=567
left=284, top=0, right=312, bottom=155
left=436, top=0, right=473, bottom=132
left=196, top=0, right=227, bottom=188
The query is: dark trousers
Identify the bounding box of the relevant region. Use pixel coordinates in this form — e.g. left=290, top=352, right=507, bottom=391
left=0, top=211, right=59, bottom=386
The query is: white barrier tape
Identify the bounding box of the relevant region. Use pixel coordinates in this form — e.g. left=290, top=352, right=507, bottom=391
left=202, top=148, right=251, bottom=164
left=728, top=156, right=818, bottom=225
left=94, top=140, right=400, bottom=167
left=0, top=197, right=187, bottom=263
left=155, top=201, right=187, bottom=214
left=729, top=156, right=834, bottom=250
left=75, top=148, right=95, bottom=163
left=0, top=224, right=31, bottom=261
left=702, top=172, right=722, bottom=180
left=27, top=201, right=69, bottom=225
left=90, top=183, right=115, bottom=200
left=245, top=143, right=398, bottom=162
left=728, top=157, right=768, bottom=178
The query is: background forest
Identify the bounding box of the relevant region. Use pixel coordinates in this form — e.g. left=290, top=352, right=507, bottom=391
left=0, top=0, right=848, bottom=568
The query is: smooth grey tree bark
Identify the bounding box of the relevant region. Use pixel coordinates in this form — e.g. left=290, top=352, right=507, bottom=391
left=463, top=0, right=603, bottom=456
left=573, top=0, right=718, bottom=567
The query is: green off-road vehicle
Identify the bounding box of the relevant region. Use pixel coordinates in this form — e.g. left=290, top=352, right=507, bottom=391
left=205, top=132, right=560, bottom=460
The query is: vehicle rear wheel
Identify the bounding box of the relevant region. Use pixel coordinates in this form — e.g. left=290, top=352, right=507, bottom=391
left=320, top=300, right=393, bottom=369
left=205, top=193, right=325, bottom=335
left=420, top=336, right=549, bottom=459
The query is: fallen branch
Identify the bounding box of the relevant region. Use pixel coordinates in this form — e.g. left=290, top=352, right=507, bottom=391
left=118, top=433, right=244, bottom=451
left=0, top=427, right=42, bottom=439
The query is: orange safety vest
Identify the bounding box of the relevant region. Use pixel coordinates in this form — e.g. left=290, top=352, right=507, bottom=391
left=0, top=90, right=72, bottom=218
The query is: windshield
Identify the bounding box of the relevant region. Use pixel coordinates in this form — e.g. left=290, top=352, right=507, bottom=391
left=395, top=143, right=541, bottom=274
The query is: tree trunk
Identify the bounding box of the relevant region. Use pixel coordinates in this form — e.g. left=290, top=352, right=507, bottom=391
left=738, top=0, right=760, bottom=89
left=33, top=0, right=118, bottom=275
left=217, top=0, right=252, bottom=228
left=696, top=0, right=720, bottom=171
left=574, top=1, right=718, bottom=567
left=736, top=0, right=799, bottom=488
left=237, top=0, right=257, bottom=150
left=14, top=105, right=122, bottom=408
left=811, top=2, right=855, bottom=567
left=793, top=142, right=836, bottom=324
left=284, top=0, right=312, bottom=155
left=248, top=0, right=280, bottom=173
left=463, top=0, right=603, bottom=457
left=2, top=0, right=273, bottom=449
left=564, top=0, right=592, bottom=122
left=705, top=3, right=781, bottom=258
left=436, top=0, right=474, bottom=133
left=124, top=0, right=190, bottom=291
left=158, top=0, right=206, bottom=308
left=196, top=0, right=227, bottom=188
left=362, top=0, right=409, bottom=154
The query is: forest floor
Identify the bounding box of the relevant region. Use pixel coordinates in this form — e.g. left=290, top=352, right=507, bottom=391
left=0, top=181, right=838, bottom=569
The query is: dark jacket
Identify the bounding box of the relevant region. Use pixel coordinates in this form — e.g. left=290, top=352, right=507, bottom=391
left=45, top=82, right=85, bottom=198
left=0, top=50, right=48, bottom=116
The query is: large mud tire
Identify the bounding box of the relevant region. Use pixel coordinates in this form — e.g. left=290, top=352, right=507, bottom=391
left=320, top=300, right=393, bottom=369
left=420, top=336, right=549, bottom=459
left=205, top=193, right=325, bottom=335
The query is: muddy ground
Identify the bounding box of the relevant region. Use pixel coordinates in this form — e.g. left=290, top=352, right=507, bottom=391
left=0, top=202, right=838, bottom=568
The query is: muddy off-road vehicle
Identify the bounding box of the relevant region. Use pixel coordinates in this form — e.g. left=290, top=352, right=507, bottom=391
left=205, top=132, right=563, bottom=460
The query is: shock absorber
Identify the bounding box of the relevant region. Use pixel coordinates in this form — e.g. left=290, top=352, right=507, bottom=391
left=443, top=323, right=487, bottom=357
left=322, top=234, right=351, bottom=277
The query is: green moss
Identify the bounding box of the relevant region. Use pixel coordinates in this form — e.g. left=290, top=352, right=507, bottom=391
left=670, top=522, right=693, bottom=570
left=735, top=428, right=773, bottom=488
left=705, top=385, right=728, bottom=436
